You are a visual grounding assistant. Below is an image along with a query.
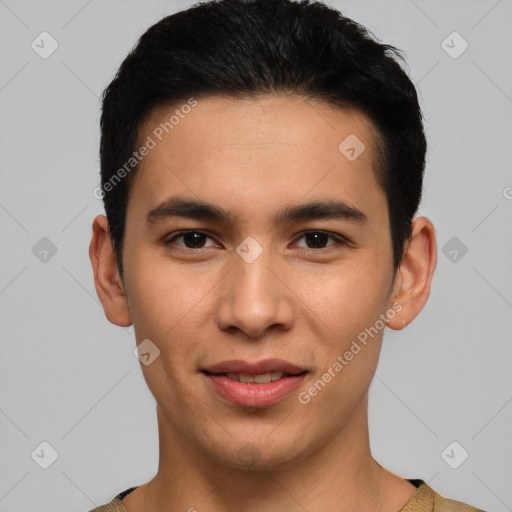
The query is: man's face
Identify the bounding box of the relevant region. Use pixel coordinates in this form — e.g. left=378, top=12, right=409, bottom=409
left=121, top=95, right=398, bottom=468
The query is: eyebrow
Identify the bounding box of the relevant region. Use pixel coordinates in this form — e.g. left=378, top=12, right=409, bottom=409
left=145, top=196, right=368, bottom=228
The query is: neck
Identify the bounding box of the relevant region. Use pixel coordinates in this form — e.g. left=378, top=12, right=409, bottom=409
left=139, top=395, right=399, bottom=512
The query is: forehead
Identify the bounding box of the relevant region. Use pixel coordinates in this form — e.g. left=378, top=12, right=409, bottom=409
left=129, top=94, right=386, bottom=226
left=139, top=94, right=379, bottom=160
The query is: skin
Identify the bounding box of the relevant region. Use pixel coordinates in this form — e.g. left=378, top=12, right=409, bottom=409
left=90, top=95, right=437, bottom=512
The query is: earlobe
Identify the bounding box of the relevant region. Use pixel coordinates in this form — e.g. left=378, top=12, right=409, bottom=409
left=89, top=214, right=133, bottom=327
left=386, top=216, right=437, bottom=331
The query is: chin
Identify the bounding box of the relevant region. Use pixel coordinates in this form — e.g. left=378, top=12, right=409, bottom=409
left=211, top=436, right=313, bottom=471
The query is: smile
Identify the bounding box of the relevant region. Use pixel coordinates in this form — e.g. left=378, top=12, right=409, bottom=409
left=225, top=371, right=291, bottom=383
left=201, top=359, right=309, bottom=408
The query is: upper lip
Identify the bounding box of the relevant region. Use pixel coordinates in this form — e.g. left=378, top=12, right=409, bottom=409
left=202, top=358, right=307, bottom=375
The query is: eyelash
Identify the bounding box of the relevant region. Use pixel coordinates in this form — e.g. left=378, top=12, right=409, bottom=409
left=163, top=230, right=349, bottom=252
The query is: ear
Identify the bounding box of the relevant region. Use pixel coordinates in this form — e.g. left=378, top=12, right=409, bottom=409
left=386, top=216, right=437, bottom=330
left=89, top=214, right=132, bottom=327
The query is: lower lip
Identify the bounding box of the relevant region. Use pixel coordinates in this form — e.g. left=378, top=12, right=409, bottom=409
left=203, top=372, right=308, bottom=408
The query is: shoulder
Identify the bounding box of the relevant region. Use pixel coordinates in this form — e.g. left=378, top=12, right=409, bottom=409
left=432, top=490, right=487, bottom=512
left=88, top=497, right=126, bottom=512
left=88, top=487, right=136, bottom=512
left=408, top=482, right=487, bottom=512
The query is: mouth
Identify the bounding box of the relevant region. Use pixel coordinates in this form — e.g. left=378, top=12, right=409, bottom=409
left=202, top=370, right=308, bottom=383
left=201, top=359, right=309, bottom=408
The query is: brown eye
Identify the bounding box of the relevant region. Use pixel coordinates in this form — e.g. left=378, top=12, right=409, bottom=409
left=164, top=231, right=216, bottom=249
left=295, top=231, right=346, bottom=250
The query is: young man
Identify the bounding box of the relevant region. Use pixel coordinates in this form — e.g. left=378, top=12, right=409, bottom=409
left=88, top=1, right=485, bottom=510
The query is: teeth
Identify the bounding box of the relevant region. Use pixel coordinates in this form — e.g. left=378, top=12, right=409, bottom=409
left=225, top=371, right=284, bottom=383
left=254, top=373, right=272, bottom=384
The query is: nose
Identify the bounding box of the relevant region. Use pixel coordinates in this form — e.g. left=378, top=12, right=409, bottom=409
left=215, top=243, right=295, bottom=339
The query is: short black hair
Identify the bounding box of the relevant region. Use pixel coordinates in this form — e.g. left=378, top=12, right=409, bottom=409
left=99, top=0, right=427, bottom=283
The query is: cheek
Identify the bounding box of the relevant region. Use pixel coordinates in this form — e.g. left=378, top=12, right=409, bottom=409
left=292, top=259, right=389, bottom=344
left=125, top=252, right=221, bottom=370
left=125, top=246, right=202, bottom=331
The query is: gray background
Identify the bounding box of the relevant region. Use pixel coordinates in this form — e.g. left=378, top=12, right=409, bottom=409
left=0, top=0, right=511, bottom=511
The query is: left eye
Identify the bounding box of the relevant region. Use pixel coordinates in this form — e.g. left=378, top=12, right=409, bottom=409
left=164, top=231, right=217, bottom=249
left=294, top=231, right=343, bottom=250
